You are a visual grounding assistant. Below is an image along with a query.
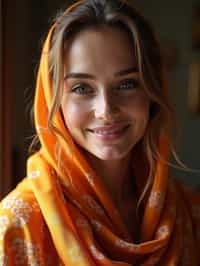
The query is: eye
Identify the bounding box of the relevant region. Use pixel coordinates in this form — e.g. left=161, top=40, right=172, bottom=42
left=71, top=84, right=93, bottom=95
left=119, top=79, right=140, bottom=90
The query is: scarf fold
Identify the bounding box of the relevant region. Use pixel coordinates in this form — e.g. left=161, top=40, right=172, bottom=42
left=24, top=1, right=199, bottom=265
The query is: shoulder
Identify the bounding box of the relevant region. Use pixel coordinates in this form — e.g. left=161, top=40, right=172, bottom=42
left=0, top=178, right=59, bottom=265
left=176, top=180, right=200, bottom=248
left=0, top=178, right=42, bottom=229
left=177, top=181, right=200, bottom=207
left=175, top=180, right=200, bottom=219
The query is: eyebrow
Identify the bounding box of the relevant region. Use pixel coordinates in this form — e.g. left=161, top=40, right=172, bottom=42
left=64, top=66, right=138, bottom=80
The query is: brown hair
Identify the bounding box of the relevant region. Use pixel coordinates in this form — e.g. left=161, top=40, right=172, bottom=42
left=32, top=0, right=178, bottom=206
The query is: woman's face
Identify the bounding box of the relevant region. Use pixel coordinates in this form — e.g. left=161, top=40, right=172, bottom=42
left=61, top=26, right=150, bottom=161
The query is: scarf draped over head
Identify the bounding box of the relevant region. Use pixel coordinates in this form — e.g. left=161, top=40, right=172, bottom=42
left=24, top=1, right=200, bottom=265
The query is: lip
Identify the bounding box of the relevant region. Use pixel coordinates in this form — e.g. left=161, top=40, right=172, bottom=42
left=87, top=124, right=130, bottom=141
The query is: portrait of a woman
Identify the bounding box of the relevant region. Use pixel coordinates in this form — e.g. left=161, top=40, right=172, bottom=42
left=0, top=0, right=200, bottom=265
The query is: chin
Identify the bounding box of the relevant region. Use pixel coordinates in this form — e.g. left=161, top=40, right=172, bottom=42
left=92, top=147, right=132, bottom=161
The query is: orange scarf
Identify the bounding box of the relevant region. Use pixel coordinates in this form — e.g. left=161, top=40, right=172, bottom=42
left=0, top=2, right=200, bottom=265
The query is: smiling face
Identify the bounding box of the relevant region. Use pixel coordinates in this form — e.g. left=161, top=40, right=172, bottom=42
left=61, top=26, right=150, bottom=162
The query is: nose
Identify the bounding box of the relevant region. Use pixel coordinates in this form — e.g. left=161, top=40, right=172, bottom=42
left=94, top=91, right=119, bottom=120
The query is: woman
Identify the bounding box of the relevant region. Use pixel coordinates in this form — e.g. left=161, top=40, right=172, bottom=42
left=0, top=0, right=200, bottom=265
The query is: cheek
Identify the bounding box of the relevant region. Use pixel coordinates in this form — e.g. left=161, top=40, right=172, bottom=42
left=61, top=100, right=90, bottom=130
left=126, top=94, right=150, bottom=120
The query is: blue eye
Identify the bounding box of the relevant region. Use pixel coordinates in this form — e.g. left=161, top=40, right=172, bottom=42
left=72, top=84, right=92, bottom=95
left=119, top=79, right=139, bottom=90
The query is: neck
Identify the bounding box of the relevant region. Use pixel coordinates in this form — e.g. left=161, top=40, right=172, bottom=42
left=85, top=152, right=133, bottom=206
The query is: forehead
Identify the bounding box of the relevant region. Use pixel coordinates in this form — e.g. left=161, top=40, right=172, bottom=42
left=64, top=26, right=137, bottom=74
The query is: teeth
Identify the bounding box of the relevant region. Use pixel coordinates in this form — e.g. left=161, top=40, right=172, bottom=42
left=94, top=128, right=124, bottom=135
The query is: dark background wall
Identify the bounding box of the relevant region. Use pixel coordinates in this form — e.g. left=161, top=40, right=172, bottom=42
left=6, top=0, right=200, bottom=190
left=133, top=0, right=200, bottom=187
left=9, top=0, right=71, bottom=187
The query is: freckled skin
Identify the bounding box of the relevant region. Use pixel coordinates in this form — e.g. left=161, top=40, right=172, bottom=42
left=61, top=26, right=150, bottom=163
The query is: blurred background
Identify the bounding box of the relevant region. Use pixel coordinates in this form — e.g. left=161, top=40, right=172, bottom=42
left=0, top=0, right=200, bottom=199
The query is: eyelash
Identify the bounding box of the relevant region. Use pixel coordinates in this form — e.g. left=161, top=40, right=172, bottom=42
left=71, top=79, right=140, bottom=95
left=71, top=84, right=92, bottom=95
left=119, top=79, right=140, bottom=90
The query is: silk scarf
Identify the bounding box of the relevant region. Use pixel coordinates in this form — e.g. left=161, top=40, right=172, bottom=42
left=1, top=1, right=200, bottom=265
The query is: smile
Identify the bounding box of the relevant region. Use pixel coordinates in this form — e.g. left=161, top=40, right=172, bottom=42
left=87, top=124, right=130, bottom=140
